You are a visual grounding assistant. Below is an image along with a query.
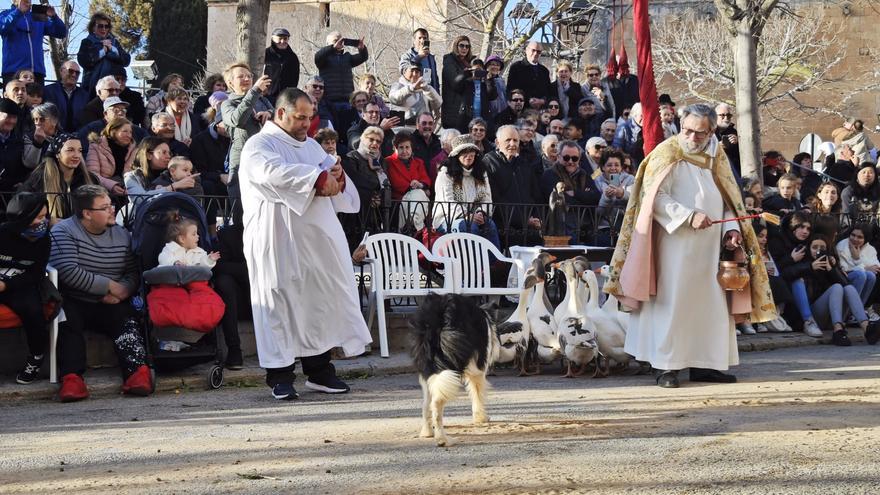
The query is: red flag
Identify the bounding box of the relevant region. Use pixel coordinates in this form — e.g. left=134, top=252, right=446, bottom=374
left=633, top=0, right=663, bottom=154
left=618, top=45, right=630, bottom=77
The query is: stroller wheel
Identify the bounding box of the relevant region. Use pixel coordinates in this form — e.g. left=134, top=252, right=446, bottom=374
left=208, top=365, right=224, bottom=390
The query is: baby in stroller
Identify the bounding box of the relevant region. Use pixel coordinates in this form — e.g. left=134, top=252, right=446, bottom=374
left=158, top=213, right=221, bottom=268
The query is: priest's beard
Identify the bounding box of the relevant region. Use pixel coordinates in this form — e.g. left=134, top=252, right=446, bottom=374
left=678, top=135, right=710, bottom=154
left=717, top=121, right=730, bottom=130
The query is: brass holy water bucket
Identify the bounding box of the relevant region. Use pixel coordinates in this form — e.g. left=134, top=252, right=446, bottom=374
left=717, top=245, right=750, bottom=291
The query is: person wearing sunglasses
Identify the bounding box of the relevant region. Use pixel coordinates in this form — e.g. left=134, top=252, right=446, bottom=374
left=714, top=103, right=740, bottom=178
left=440, top=35, right=473, bottom=131
left=76, top=13, right=131, bottom=98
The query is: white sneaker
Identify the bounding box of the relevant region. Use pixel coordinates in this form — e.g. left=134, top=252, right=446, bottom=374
left=754, top=323, right=769, bottom=333
left=803, top=319, right=824, bottom=338
left=738, top=322, right=757, bottom=335
left=735, top=328, right=742, bottom=336
left=867, top=308, right=880, bottom=322
left=776, top=317, right=793, bottom=332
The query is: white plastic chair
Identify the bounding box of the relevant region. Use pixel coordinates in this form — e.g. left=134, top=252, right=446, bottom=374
left=431, top=233, right=526, bottom=297
left=47, top=265, right=60, bottom=383
left=364, top=233, right=455, bottom=358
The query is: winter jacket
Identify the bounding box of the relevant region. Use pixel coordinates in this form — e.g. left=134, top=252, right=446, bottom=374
left=440, top=53, right=469, bottom=128
left=607, top=74, right=640, bottom=115
left=762, top=194, right=804, bottom=216
left=76, top=33, right=131, bottom=96
left=149, top=169, right=204, bottom=197
left=0, top=132, right=26, bottom=191
left=837, top=238, right=880, bottom=273
left=189, top=125, right=230, bottom=197
left=612, top=118, right=644, bottom=167
left=398, top=47, right=439, bottom=90
left=119, top=88, right=146, bottom=129
left=410, top=132, right=441, bottom=172
left=384, top=153, right=431, bottom=200
left=553, top=80, right=585, bottom=119
left=539, top=164, right=600, bottom=207
left=0, top=192, right=50, bottom=294
left=716, top=125, right=741, bottom=177
left=506, top=60, right=553, bottom=104
left=443, top=65, right=498, bottom=133
left=264, top=44, right=301, bottom=100
left=841, top=183, right=880, bottom=217
left=86, top=136, right=136, bottom=192
left=158, top=241, right=216, bottom=268
left=42, top=83, right=91, bottom=132
left=482, top=149, right=543, bottom=227
left=342, top=149, right=387, bottom=213
left=768, top=217, right=810, bottom=282
left=221, top=88, right=273, bottom=195
left=388, top=77, right=442, bottom=125
left=0, top=7, right=67, bottom=75
left=77, top=118, right=147, bottom=158
left=314, top=44, right=368, bottom=103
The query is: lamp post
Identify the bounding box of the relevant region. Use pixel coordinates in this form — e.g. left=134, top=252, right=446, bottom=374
left=507, top=0, right=599, bottom=71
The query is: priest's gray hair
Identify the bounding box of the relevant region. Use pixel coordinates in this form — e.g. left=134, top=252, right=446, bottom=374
left=680, top=103, right=718, bottom=130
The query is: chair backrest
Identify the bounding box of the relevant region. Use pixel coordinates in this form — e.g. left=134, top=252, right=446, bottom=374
left=431, top=233, right=498, bottom=291
left=365, top=233, right=433, bottom=295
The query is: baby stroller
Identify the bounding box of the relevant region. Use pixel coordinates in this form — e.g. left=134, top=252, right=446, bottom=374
left=131, top=192, right=227, bottom=389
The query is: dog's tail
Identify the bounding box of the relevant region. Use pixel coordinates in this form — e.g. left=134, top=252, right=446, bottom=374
left=410, top=293, right=447, bottom=380
left=427, top=369, right=462, bottom=404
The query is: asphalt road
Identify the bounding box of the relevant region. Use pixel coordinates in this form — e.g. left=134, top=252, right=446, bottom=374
left=1, top=344, right=879, bottom=494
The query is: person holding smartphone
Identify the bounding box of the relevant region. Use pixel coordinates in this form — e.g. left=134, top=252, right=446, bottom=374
left=399, top=28, right=439, bottom=91
left=315, top=31, right=368, bottom=115
left=594, top=149, right=635, bottom=246
left=445, top=56, right=496, bottom=133
left=0, top=0, right=67, bottom=86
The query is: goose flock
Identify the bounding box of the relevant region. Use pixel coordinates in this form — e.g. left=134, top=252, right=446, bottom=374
left=494, top=254, right=631, bottom=378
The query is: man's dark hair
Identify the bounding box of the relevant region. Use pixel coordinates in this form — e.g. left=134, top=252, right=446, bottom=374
left=417, top=111, right=434, bottom=124
left=25, top=83, right=42, bottom=98
left=275, top=87, right=312, bottom=113
left=314, top=128, right=338, bottom=144
left=73, top=185, right=110, bottom=219
left=601, top=149, right=625, bottom=168
left=567, top=117, right=587, bottom=130
left=854, top=119, right=864, bottom=132
left=558, top=140, right=582, bottom=156
left=508, top=88, right=525, bottom=99
left=413, top=28, right=429, bottom=38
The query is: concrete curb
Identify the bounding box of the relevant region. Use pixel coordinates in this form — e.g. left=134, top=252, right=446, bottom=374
left=1, top=331, right=867, bottom=402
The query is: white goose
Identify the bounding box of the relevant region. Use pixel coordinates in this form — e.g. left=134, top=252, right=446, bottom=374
left=582, top=268, right=629, bottom=374
left=555, top=259, right=599, bottom=377
left=495, top=274, right=539, bottom=371
left=525, top=255, right=561, bottom=374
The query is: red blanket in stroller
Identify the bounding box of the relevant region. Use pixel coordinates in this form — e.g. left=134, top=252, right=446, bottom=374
left=147, top=281, right=226, bottom=333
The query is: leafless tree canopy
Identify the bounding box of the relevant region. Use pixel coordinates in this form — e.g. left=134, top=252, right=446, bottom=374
left=653, top=9, right=878, bottom=122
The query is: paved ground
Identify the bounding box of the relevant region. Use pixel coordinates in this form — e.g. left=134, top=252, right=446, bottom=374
left=1, top=343, right=878, bottom=494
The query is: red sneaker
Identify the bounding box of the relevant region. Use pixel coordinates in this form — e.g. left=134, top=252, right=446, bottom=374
left=122, top=365, right=153, bottom=396
left=58, top=373, right=89, bottom=402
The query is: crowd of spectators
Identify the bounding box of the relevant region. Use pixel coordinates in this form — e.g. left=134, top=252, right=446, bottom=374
left=1, top=7, right=879, bottom=398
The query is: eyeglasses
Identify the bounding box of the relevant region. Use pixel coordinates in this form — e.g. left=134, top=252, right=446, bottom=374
left=103, top=88, right=121, bottom=94
left=718, top=113, right=733, bottom=118
left=310, top=85, right=324, bottom=90
left=85, top=204, right=115, bottom=213
left=471, top=127, right=486, bottom=133
left=548, top=104, right=559, bottom=109
left=458, top=44, right=470, bottom=49
left=364, top=110, right=380, bottom=115
left=593, top=145, right=607, bottom=150
left=587, top=72, right=601, bottom=77
left=511, top=98, right=524, bottom=103
left=561, top=155, right=579, bottom=162
left=65, top=69, right=81, bottom=75
left=96, top=23, right=111, bottom=29
left=683, top=128, right=710, bottom=139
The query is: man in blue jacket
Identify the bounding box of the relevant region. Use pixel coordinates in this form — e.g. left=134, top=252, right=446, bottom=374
left=0, top=0, right=67, bottom=85
left=42, top=60, right=89, bottom=132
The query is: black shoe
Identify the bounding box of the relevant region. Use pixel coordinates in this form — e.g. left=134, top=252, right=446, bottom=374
left=865, top=321, right=880, bottom=345
left=655, top=370, right=679, bottom=388
left=305, top=374, right=350, bottom=394
left=832, top=330, right=852, bottom=347
left=225, top=347, right=243, bottom=370
left=271, top=382, right=299, bottom=400
left=15, top=355, right=44, bottom=385
left=689, top=368, right=737, bottom=383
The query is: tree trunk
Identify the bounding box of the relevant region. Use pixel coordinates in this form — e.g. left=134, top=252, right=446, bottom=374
left=236, top=0, right=271, bottom=70
left=479, top=0, right=507, bottom=60
left=48, top=0, right=72, bottom=79
left=733, top=18, right=762, bottom=181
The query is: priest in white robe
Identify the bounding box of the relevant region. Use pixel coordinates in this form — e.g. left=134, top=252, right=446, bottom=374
left=603, top=103, right=776, bottom=388
left=239, top=87, right=372, bottom=400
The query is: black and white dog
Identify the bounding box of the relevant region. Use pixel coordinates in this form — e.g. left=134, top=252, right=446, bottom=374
left=410, top=293, right=498, bottom=447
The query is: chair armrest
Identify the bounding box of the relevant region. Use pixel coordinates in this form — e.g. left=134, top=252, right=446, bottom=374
left=46, top=264, right=58, bottom=287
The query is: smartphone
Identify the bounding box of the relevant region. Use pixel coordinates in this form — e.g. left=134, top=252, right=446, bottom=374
left=31, top=5, right=48, bottom=21
left=609, top=173, right=621, bottom=187
left=423, top=39, right=430, bottom=49
left=423, top=68, right=432, bottom=84
left=389, top=109, right=405, bottom=123
left=342, top=38, right=360, bottom=47
left=472, top=69, right=488, bottom=79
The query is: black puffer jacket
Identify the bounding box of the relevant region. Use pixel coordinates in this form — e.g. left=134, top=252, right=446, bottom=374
left=314, top=45, right=368, bottom=103
left=768, top=215, right=810, bottom=282
left=264, top=43, right=301, bottom=100
left=0, top=192, right=50, bottom=293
